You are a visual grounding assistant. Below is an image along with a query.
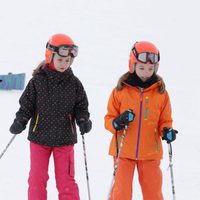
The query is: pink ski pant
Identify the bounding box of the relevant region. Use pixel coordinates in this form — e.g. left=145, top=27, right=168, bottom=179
left=28, top=142, right=79, bottom=200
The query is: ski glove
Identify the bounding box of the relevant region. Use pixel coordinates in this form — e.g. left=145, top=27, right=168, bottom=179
left=9, top=120, right=26, bottom=134
left=77, top=119, right=92, bottom=135
left=162, top=127, right=178, bottom=143
left=113, top=109, right=135, bottom=131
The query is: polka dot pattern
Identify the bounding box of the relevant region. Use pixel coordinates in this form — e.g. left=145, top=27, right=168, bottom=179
left=15, top=67, right=90, bottom=147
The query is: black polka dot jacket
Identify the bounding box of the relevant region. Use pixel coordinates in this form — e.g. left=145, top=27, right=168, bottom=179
left=14, top=66, right=90, bottom=147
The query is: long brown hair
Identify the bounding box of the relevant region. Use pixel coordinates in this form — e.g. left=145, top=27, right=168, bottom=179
left=115, top=71, right=165, bottom=94
left=32, top=60, right=46, bottom=77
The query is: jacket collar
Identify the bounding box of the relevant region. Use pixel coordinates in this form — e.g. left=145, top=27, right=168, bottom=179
left=123, top=72, right=161, bottom=91
left=41, top=66, right=74, bottom=83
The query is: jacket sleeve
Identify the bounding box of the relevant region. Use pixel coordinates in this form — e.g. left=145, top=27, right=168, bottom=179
left=104, top=89, right=121, bottom=134
left=15, top=78, right=36, bottom=125
left=158, top=91, right=173, bottom=136
left=74, top=79, right=90, bottom=121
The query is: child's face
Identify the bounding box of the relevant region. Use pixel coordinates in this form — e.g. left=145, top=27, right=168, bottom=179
left=53, top=53, right=71, bottom=72
left=135, top=63, right=155, bottom=82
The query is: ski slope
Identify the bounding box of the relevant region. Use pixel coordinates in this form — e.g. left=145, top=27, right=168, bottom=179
left=0, top=0, right=200, bottom=199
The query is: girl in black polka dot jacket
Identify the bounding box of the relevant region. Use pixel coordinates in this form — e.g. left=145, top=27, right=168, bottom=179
left=9, top=34, right=92, bottom=200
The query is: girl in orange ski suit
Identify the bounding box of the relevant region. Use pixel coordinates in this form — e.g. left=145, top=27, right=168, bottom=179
left=105, top=41, right=177, bottom=200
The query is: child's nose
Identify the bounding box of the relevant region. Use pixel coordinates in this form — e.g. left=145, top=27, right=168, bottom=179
left=144, top=71, right=149, bottom=76
left=61, top=61, right=68, bottom=67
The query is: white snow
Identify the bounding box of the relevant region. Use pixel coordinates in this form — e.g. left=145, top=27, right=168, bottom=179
left=0, top=0, right=200, bottom=199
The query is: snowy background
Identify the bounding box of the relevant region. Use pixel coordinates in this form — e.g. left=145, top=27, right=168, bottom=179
left=0, top=0, right=200, bottom=199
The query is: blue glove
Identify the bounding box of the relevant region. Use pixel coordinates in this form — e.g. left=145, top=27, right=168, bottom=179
left=162, top=127, right=178, bottom=143
left=113, top=109, right=135, bottom=131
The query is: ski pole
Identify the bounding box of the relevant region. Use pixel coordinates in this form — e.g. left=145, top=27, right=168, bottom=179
left=168, top=143, right=176, bottom=200
left=0, top=135, right=17, bottom=160
left=107, top=126, right=127, bottom=200
left=82, top=135, right=91, bottom=200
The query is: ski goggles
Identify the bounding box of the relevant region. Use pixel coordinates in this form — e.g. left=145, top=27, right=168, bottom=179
left=46, top=43, right=78, bottom=57
left=132, top=47, right=160, bottom=64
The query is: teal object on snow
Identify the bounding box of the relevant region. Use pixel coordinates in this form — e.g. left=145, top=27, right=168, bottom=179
left=0, top=73, right=25, bottom=90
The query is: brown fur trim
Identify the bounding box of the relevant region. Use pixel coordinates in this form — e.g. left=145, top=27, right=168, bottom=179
left=157, top=75, right=166, bottom=94
left=32, top=61, right=46, bottom=77
left=115, top=72, right=130, bottom=91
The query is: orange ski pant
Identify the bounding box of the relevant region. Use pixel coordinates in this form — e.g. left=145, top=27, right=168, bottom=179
left=110, top=158, right=164, bottom=200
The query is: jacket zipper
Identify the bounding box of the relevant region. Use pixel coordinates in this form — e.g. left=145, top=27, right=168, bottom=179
left=154, top=128, right=159, bottom=152
left=33, top=113, right=39, bottom=132
left=68, top=113, right=75, bottom=134
left=135, top=88, right=143, bottom=160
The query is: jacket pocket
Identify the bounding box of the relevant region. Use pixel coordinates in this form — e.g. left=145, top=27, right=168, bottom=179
left=68, top=113, right=75, bottom=134
left=144, top=96, right=149, bottom=120
left=154, top=128, right=159, bottom=152
left=32, top=113, right=39, bottom=133
left=68, top=149, right=75, bottom=177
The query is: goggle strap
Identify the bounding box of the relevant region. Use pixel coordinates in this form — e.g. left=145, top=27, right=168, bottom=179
left=132, top=47, right=138, bottom=57
left=46, top=43, right=58, bottom=52
left=46, top=43, right=77, bottom=52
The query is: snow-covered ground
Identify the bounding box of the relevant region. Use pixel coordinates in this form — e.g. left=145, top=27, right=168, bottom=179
left=0, top=0, right=200, bottom=199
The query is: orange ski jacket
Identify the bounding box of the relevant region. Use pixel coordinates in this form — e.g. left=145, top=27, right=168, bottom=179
left=104, top=81, right=172, bottom=160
